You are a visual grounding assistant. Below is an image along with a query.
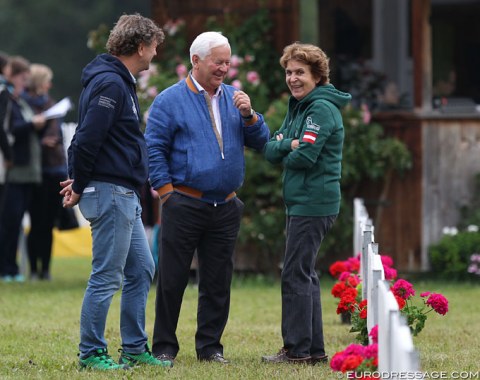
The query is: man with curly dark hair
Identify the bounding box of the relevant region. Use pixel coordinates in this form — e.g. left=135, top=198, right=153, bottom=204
left=60, top=13, right=169, bottom=371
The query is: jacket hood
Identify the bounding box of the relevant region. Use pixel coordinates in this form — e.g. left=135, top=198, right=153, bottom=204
left=290, top=83, right=352, bottom=109
left=81, top=54, right=134, bottom=88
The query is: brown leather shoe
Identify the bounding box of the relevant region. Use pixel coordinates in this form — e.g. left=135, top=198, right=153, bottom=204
left=199, top=352, right=229, bottom=364
left=261, top=348, right=311, bottom=364
left=309, top=353, right=329, bottom=365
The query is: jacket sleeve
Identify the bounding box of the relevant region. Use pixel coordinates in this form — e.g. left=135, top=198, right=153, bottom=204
left=144, top=92, right=175, bottom=194
left=242, top=112, right=270, bottom=152
left=0, top=90, right=12, bottom=160
left=70, top=81, right=122, bottom=194
left=263, top=119, right=293, bottom=164
left=284, top=102, right=336, bottom=170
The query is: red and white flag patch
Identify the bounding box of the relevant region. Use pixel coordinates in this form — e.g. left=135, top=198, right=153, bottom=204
left=302, top=131, right=317, bottom=144
left=301, top=116, right=320, bottom=144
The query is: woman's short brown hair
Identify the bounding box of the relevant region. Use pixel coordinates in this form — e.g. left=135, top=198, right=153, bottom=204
left=280, top=42, right=330, bottom=86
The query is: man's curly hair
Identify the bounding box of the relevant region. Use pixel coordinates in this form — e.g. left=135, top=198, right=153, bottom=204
left=106, top=13, right=165, bottom=56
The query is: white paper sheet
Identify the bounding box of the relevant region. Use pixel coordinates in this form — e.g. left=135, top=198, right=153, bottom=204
left=42, top=97, right=73, bottom=120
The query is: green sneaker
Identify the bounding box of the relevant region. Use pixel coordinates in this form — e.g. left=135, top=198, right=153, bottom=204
left=79, top=348, right=129, bottom=370
left=119, top=344, right=173, bottom=367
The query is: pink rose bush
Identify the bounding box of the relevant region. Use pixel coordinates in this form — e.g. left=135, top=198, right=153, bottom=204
left=468, top=253, right=480, bottom=276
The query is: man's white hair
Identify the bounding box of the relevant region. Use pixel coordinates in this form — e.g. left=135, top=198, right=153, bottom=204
left=189, top=31, right=230, bottom=65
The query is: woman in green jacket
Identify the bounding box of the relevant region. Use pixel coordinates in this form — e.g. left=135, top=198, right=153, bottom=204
left=262, top=43, right=351, bottom=364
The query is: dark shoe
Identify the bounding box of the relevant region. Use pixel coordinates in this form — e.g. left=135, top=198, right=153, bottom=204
left=156, top=353, right=175, bottom=367
left=199, top=352, right=229, bottom=364
left=310, top=353, right=329, bottom=365
left=261, top=348, right=311, bottom=364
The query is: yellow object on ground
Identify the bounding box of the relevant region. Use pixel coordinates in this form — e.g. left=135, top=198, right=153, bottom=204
left=52, top=227, right=92, bottom=257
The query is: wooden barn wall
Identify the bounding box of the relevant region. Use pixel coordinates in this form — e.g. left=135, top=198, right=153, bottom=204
left=151, top=0, right=300, bottom=55
left=361, top=114, right=480, bottom=272
left=421, top=118, right=480, bottom=269
left=362, top=113, right=423, bottom=272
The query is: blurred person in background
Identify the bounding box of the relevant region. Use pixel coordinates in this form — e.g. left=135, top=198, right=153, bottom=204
left=0, top=56, right=46, bottom=283
left=0, top=51, right=13, bottom=206
left=23, top=63, right=67, bottom=281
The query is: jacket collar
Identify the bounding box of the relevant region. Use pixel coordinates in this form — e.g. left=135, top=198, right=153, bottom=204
left=186, top=73, right=199, bottom=94
left=186, top=73, right=222, bottom=97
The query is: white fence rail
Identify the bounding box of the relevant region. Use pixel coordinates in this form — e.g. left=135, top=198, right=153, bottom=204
left=353, top=197, right=370, bottom=257
left=366, top=243, right=384, bottom=332
left=354, top=198, right=420, bottom=375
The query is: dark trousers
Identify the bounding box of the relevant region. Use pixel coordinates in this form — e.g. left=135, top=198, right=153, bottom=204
left=27, top=174, right=65, bottom=276
left=0, top=183, right=34, bottom=276
left=152, top=193, right=243, bottom=358
left=281, top=215, right=337, bottom=358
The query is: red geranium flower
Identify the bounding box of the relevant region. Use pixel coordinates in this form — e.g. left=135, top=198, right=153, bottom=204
left=329, top=261, right=348, bottom=278
left=340, top=355, right=364, bottom=372
left=394, top=294, right=406, bottom=309
left=383, top=266, right=398, bottom=280
left=392, top=279, right=416, bottom=300
left=346, top=256, right=361, bottom=273
left=346, top=274, right=361, bottom=287
left=425, top=293, right=449, bottom=315
left=330, top=352, right=345, bottom=371
left=369, top=325, right=378, bottom=343
left=380, top=255, right=394, bottom=267
left=331, top=282, right=347, bottom=298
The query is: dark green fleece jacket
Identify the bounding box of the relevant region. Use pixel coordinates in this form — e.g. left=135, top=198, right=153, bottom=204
left=264, top=84, right=351, bottom=216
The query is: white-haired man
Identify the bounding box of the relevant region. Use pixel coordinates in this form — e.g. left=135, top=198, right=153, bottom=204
left=145, top=31, right=270, bottom=365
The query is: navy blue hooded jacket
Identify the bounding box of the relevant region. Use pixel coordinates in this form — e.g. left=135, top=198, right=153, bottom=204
left=68, top=54, right=147, bottom=196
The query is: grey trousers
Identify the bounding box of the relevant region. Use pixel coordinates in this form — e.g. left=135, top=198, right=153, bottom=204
left=281, top=214, right=337, bottom=358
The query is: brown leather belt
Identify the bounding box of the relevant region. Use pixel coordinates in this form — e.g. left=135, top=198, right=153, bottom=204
left=174, top=185, right=236, bottom=202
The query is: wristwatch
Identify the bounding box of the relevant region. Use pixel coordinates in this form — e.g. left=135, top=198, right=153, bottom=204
left=241, top=108, right=255, bottom=120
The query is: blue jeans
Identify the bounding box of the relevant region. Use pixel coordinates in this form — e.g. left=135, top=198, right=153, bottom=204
left=281, top=215, right=337, bottom=358
left=78, top=181, right=155, bottom=358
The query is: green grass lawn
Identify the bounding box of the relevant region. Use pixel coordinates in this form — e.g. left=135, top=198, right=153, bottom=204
left=0, top=257, right=479, bottom=379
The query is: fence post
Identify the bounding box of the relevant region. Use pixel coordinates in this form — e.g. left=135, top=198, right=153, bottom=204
left=367, top=243, right=384, bottom=333
left=390, top=313, right=421, bottom=373
left=361, top=224, right=374, bottom=300
left=378, top=280, right=399, bottom=372
left=353, top=198, right=369, bottom=257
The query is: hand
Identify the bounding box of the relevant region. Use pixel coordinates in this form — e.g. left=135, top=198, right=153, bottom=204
left=32, top=114, right=46, bottom=130
left=59, top=179, right=74, bottom=190
left=276, top=133, right=284, bottom=141
left=291, top=139, right=299, bottom=150
left=233, top=90, right=252, bottom=117
left=42, top=136, right=59, bottom=147
left=59, top=179, right=80, bottom=208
